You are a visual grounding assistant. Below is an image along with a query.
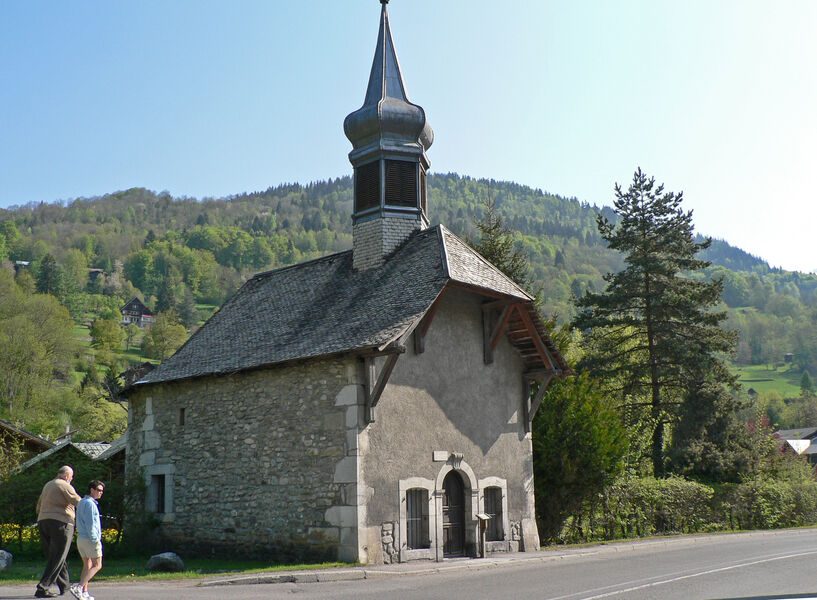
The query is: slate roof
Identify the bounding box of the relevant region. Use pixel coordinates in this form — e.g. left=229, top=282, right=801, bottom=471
left=17, top=440, right=112, bottom=471
left=94, top=433, right=127, bottom=461
left=135, top=225, right=563, bottom=388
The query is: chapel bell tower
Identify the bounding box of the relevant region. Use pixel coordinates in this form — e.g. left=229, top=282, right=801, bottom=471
left=344, top=0, right=434, bottom=271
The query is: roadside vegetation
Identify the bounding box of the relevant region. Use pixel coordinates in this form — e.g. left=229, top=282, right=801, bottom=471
left=472, top=168, right=817, bottom=546
left=1, top=170, right=817, bottom=557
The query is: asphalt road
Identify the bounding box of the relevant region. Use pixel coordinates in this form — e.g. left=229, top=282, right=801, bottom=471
left=4, top=530, right=817, bottom=600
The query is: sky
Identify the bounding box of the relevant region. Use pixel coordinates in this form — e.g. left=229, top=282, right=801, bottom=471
left=1, top=1, right=815, bottom=273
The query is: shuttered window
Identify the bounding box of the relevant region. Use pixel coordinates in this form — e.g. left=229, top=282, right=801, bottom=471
left=384, top=160, right=417, bottom=207
left=420, top=167, right=427, bottom=214
left=484, top=487, right=503, bottom=541
left=406, top=488, right=430, bottom=549
left=355, top=161, right=380, bottom=212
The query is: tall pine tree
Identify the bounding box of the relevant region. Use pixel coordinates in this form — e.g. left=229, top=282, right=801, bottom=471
left=573, top=168, right=736, bottom=476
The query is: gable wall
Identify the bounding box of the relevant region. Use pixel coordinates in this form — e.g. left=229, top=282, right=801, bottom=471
left=360, top=288, right=538, bottom=561
left=125, top=357, right=362, bottom=560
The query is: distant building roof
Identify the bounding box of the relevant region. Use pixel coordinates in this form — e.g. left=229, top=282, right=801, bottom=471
left=17, top=440, right=112, bottom=472
left=134, top=225, right=567, bottom=388
left=774, top=427, right=817, bottom=441
left=0, top=419, right=54, bottom=453
left=121, top=297, right=153, bottom=316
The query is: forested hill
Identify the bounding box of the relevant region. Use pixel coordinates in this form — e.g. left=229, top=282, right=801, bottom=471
left=0, top=173, right=779, bottom=313
left=1, top=172, right=815, bottom=367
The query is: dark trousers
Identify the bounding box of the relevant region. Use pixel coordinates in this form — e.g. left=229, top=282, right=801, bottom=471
left=37, top=519, right=73, bottom=593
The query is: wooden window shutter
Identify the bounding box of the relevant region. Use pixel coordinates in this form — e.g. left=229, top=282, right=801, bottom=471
left=384, top=160, right=417, bottom=208
left=355, top=161, right=380, bottom=212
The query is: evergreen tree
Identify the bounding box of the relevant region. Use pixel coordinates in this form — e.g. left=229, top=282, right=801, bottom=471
left=801, top=371, right=814, bottom=397
left=35, top=253, right=66, bottom=298
left=573, top=169, right=737, bottom=476
left=532, top=374, right=626, bottom=540
left=471, top=198, right=535, bottom=296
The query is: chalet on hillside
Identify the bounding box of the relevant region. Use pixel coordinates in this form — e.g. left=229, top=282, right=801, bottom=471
left=121, top=297, right=155, bottom=328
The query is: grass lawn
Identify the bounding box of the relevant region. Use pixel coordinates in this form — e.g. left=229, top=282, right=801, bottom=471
left=0, top=556, right=350, bottom=584
left=734, top=363, right=803, bottom=397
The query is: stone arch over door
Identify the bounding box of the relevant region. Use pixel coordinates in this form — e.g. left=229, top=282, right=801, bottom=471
left=434, top=457, right=479, bottom=561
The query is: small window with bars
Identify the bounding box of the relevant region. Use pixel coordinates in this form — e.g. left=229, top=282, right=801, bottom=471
left=484, top=487, right=504, bottom=541
left=151, top=474, right=167, bottom=514
left=406, top=488, right=430, bottom=549
left=355, top=160, right=380, bottom=213
left=384, top=160, right=417, bottom=208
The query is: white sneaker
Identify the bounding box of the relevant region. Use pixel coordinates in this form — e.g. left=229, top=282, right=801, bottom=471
left=81, top=592, right=94, bottom=600
left=69, top=584, right=83, bottom=599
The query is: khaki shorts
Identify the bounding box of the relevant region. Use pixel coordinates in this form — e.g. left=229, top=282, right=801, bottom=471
left=77, top=537, right=102, bottom=559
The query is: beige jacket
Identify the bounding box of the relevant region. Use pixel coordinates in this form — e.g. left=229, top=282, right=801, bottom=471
left=36, top=478, right=82, bottom=524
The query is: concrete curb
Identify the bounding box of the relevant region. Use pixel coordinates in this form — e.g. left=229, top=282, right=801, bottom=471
left=198, top=528, right=817, bottom=588
left=199, top=551, right=603, bottom=587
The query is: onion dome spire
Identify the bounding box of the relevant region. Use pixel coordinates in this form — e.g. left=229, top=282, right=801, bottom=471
left=345, top=1, right=434, bottom=270
left=344, top=1, right=433, bottom=163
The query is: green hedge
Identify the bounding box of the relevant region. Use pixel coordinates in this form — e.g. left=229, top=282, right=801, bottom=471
left=553, top=475, right=817, bottom=544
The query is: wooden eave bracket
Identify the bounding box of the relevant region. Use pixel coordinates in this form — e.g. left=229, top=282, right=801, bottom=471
left=522, top=370, right=557, bottom=433
left=414, top=292, right=445, bottom=355
left=516, top=306, right=557, bottom=371
left=364, top=345, right=405, bottom=424
left=483, top=303, right=520, bottom=364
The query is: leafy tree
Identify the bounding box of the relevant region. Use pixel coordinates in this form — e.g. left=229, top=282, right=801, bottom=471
left=0, top=270, right=76, bottom=424
left=15, top=269, right=36, bottom=295
left=124, top=323, right=141, bottom=351
left=533, top=374, right=626, bottom=541
left=573, top=169, right=737, bottom=476
left=178, top=286, right=198, bottom=329
left=0, top=429, right=25, bottom=481
left=90, top=318, right=125, bottom=353
left=141, top=312, right=187, bottom=360
left=62, top=248, right=89, bottom=292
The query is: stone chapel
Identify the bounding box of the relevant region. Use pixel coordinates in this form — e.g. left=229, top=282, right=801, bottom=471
left=124, top=0, right=567, bottom=564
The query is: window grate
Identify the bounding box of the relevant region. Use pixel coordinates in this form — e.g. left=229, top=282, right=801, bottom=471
left=406, top=488, right=430, bottom=549
left=484, top=487, right=503, bottom=541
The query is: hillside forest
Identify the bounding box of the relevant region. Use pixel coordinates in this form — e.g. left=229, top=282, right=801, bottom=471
left=1, top=172, right=816, bottom=451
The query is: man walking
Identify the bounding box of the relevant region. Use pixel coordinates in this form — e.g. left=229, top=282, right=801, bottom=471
left=35, top=465, right=82, bottom=598
left=70, top=480, right=105, bottom=600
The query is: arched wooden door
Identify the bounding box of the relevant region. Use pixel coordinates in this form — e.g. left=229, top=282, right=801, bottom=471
left=442, top=470, right=465, bottom=557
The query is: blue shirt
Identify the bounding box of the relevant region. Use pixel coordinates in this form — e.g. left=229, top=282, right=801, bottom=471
left=76, top=496, right=101, bottom=543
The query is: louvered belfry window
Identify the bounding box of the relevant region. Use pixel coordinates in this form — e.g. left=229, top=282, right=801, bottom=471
left=355, top=160, right=380, bottom=213
left=384, top=159, right=417, bottom=208
left=420, top=167, right=427, bottom=214
left=406, top=488, right=430, bottom=549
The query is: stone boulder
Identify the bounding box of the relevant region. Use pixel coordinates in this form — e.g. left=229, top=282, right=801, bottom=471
left=0, top=549, right=12, bottom=570
left=146, top=552, right=185, bottom=572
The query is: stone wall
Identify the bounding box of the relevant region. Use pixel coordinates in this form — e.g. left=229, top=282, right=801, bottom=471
left=125, top=357, right=362, bottom=561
